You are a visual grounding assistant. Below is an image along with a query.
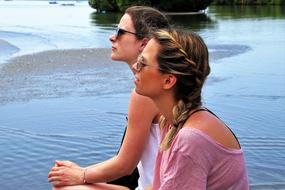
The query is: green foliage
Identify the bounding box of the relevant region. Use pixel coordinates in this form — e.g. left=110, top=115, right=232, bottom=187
left=212, top=0, right=285, bottom=4
left=89, top=0, right=213, bottom=12
left=116, top=0, right=151, bottom=12
left=153, top=0, right=213, bottom=12
left=90, top=12, right=122, bottom=26
left=88, top=0, right=119, bottom=12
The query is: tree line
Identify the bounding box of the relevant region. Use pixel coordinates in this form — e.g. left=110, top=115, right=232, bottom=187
left=213, top=0, right=285, bottom=5
left=88, top=0, right=285, bottom=12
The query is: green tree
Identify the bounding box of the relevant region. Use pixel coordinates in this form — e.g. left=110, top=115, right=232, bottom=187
left=116, top=0, right=151, bottom=11
left=88, top=0, right=119, bottom=12
left=88, top=0, right=214, bottom=12
left=152, top=0, right=213, bottom=12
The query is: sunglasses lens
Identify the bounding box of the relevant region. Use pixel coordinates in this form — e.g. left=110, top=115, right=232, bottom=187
left=116, top=29, right=124, bottom=37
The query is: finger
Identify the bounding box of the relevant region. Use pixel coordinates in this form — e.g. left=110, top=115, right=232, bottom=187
left=48, top=169, right=62, bottom=179
left=56, top=160, right=73, bottom=167
left=51, top=166, right=62, bottom=172
left=50, top=179, right=64, bottom=187
left=52, top=181, right=64, bottom=187
left=55, top=160, right=64, bottom=166
left=48, top=175, right=61, bottom=183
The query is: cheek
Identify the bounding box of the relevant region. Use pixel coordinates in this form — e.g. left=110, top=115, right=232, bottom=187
left=121, top=42, right=140, bottom=58
left=141, top=72, right=163, bottom=91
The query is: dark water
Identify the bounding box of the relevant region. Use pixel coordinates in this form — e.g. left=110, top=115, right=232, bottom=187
left=0, top=2, right=285, bottom=189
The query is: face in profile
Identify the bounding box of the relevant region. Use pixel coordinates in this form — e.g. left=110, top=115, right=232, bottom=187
left=133, top=39, right=167, bottom=99
left=109, top=13, right=143, bottom=65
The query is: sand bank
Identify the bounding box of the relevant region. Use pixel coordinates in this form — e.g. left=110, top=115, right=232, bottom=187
left=0, top=48, right=131, bottom=105
left=0, top=44, right=251, bottom=105
left=0, top=48, right=114, bottom=76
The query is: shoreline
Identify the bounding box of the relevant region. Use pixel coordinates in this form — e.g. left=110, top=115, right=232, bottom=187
left=0, top=48, right=113, bottom=76
left=1, top=43, right=250, bottom=71
left=0, top=39, right=20, bottom=61
left=0, top=44, right=250, bottom=106
left=0, top=48, right=130, bottom=106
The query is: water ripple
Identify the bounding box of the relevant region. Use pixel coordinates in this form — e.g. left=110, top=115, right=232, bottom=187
left=251, top=182, right=285, bottom=190
left=240, top=136, right=285, bottom=150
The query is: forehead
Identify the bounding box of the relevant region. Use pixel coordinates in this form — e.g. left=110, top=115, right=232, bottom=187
left=118, top=13, right=134, bottom=30
left=142, top=39, right=160, bottom=63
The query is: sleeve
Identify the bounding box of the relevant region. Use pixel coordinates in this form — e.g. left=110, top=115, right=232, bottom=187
left=158, top=151, right=208, bottom=190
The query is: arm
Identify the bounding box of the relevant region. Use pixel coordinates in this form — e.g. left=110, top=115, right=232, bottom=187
left=48, top=90, right=159, bottom=186
left=85, top=90, right=159, bottom=182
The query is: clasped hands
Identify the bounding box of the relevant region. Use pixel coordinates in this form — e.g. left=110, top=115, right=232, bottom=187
left=48, top=160, right=85, bottom=187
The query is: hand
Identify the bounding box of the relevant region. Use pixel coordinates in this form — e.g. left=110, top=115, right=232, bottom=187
left=54, top=160, right=80, bottom=168
left=145, top=185, right=153, bottom=190
left=48, top=160, right=85, bottom=187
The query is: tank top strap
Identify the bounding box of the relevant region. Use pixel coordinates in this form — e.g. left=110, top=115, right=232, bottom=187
left=189, top=107, right=241, bottom=148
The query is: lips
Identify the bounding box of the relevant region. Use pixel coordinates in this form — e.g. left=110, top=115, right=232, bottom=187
left=134, top=75, right=139, bottom=85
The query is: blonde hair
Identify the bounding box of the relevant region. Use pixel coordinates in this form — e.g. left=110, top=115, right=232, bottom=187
left=152, top=30, right=210, bottom=150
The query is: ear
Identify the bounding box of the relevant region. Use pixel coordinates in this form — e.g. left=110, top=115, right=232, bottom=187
left=163, top=74, right=177, bottom=90
left=138, top=38, right=149, bottom=52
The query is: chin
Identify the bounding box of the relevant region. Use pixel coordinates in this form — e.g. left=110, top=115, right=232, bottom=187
left=135, top=88, right=143, bottom=96
left=110, top=54, right=117, bottom=61
left=135, top=89, right=150, bottom=99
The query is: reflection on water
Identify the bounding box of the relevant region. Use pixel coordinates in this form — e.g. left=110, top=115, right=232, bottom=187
left=211, top=5, right=285, bottom=19
left=90, top=12, right=122, bottom=27
left=167, top=13, right=216, bottom=31
left=89, top=11, right=216, bottom=32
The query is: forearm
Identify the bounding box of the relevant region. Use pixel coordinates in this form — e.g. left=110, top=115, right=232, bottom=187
left=85, top=91, right=157, bottom=184
left=84, top=155, right=136, bottom=183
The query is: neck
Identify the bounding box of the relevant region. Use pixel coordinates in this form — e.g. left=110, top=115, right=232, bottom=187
left=152, top=93, right=176, bottom=125
left=127, top=59, right=137, bottom=74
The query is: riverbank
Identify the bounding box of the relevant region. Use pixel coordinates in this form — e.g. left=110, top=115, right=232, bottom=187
left=0, top=44, right=251, bottom=106
left=0, top=48, right=133, bottom=106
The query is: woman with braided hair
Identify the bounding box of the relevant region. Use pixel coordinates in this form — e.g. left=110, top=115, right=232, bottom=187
left=133, top=29, right=249, bottom=190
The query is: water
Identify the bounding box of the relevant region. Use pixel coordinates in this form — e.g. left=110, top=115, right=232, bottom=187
left=0, top=0, right=119, bottom=62
left=0, top=1, right=285, bottom=189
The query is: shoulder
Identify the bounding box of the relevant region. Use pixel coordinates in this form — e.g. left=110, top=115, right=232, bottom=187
left=128, top=89, right=160, bottom=124
left=129, top=89, right=159, bottom=115
left=130, top=89, right=157, bottom=106
left=172, top=128, right=210, bottom=153
left=183, top=111, right=241, bottom=150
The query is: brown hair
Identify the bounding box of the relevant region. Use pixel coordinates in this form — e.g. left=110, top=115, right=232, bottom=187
left=153, top=29, right=210, bottom=150
left=125, top=6, right=169, bottom=39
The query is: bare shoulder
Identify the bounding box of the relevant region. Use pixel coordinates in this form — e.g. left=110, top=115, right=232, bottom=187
left=128, top=89, right=160, bottom=124
left=185, top=111, right=240, bottom=150
left=130, top=89, right=157, bottom=107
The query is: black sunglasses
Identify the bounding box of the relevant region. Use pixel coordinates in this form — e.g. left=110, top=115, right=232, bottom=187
left=116, top=28, right=139, bottom=38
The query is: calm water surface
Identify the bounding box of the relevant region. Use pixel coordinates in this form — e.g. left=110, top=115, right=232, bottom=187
left=0, top=1, right=285, bottom=189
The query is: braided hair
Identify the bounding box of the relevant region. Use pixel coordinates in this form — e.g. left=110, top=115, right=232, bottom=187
left=152, top=30, right=210, bottom=150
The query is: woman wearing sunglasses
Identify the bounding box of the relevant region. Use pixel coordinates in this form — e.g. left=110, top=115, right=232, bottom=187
left=132, top=29, right=249, bottom=190
left=48, top=6, right=169, bottom=190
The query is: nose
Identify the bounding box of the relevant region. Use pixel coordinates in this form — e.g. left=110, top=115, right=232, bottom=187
left=109, top=34, right=116, bottom=42
left=132, top=62, right=138, bottom=73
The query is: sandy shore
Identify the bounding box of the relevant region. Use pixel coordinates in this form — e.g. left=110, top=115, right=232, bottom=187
left=0, top=48, right=115, bottom=76
left=0, top=43, right=251, bottom=77
left=0, top=48, right=132, bottom=105
left=0, top=44, right=251, bottom=105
